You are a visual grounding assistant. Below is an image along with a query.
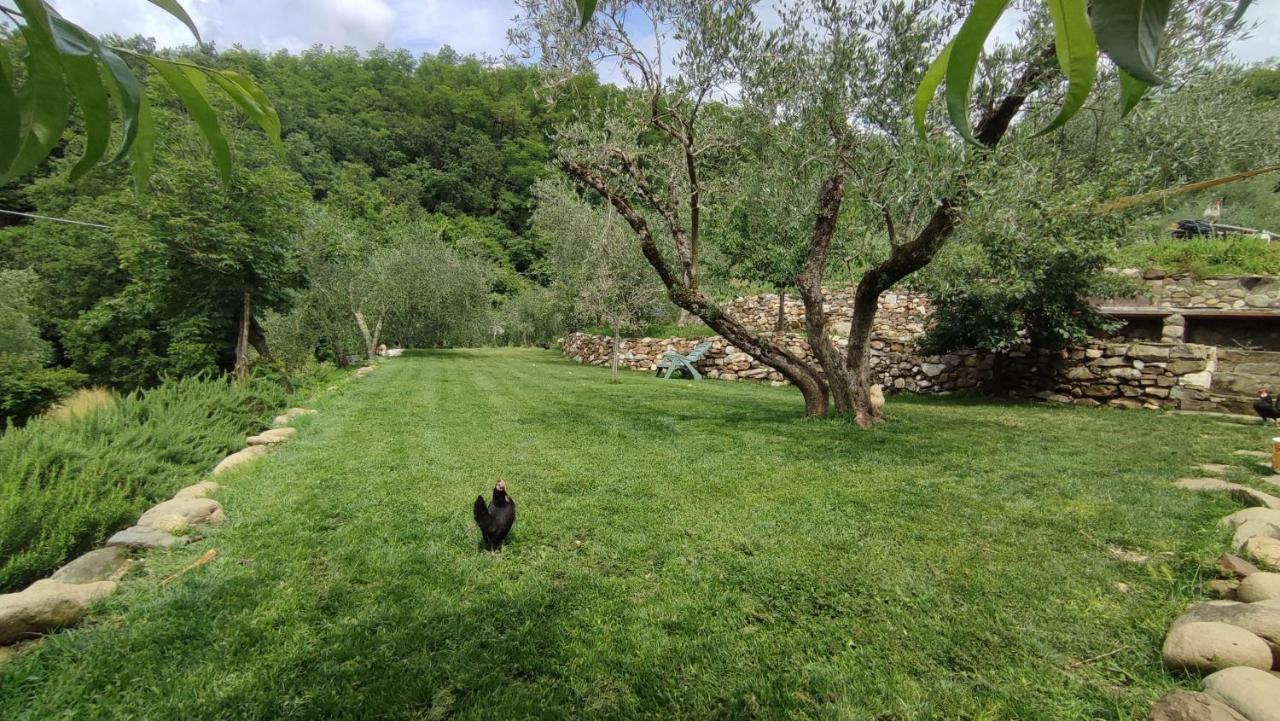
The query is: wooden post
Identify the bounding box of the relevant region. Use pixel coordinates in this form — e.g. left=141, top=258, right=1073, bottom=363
left=234, top=291, right=251, bottom=383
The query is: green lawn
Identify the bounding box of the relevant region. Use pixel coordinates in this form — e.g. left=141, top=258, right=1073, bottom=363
left=1, top=348, right=1273, bottom=720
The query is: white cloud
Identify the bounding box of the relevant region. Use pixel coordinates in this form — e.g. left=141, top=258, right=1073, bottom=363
left=1232, top=3, right=1280, bottom=63
left=44, top=0, right=1280, bottom=64
left=49, top=0, right=513, bottom=55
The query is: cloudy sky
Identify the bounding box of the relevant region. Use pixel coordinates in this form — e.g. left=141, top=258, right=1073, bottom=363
left=47, top=0, right=1280, bottom=64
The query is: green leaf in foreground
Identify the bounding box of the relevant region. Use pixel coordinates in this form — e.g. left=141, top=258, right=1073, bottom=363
left=1034, top=0, right=1097, bottom=136
left=147, top=58, right=231, bottom=183
left=576, top=0, right=597, bottom=30
left=210, top=70, right=284, bottom=154
left=47, top=17, right=112, bottom=180
left=145, top=0, right=203, bottom=44
left=913, top=41, right=952, bottom=140
left=3, top=14, right=70, bottom=182
left=130, top=94, right=154, bottom=194
left=943, top=0, right=1013, bottom=146
left=1228, top=0, right=1254, bottom=29
left=1118, top=69, right=1150, bottom=116
left=0, top=48, right=19, bottom=173
left=98, top=46, right=144, bottom=163
left=1090, top=0, right=1171, bottom=85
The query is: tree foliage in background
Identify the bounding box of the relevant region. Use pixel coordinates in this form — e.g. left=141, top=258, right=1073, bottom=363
left=918, top=61, right=1279, bottom=354
left=534, top=180, right=669, bottom=378
left=0, top=268, right=84, bottom=425
left=2, top=98, right=308, bottom=388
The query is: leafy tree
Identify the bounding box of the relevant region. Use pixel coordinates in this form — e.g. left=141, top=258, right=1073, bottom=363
left=520, top=0, right=1245, bottom=428
left=2, top=100, right=309, bottom=388
left=0, top=269, right=84, bottom=425
left=535, top=180, right=668, bottom=379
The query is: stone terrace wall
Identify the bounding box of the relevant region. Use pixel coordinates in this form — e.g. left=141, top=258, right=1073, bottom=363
left=561, top=333, right=1224, bottom=411
left=1114, top=270, right=1280, bottom=311
left=564, top=274, right=1279, bottom=413
left=723, top=289, right=931, bottom=343
left=1011, top=341, right=1220, bottom=410
left=562, top=332, right=992, bottom=392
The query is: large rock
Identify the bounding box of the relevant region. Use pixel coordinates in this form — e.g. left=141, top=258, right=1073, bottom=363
left=1223, top=508, right=1280, bottom=530
left=172, top=481, right=221, bottom=500
left=105, top=525, right=185, bottom=549
left=1233, top=521, right=1280, bottom=551
left=1148, top=691, right=1247, bottom=721
left=1244, top=537, right=1280, bottom=569
left=1203, top=666, right=1280, bottom=721
left=1173, top=601, right=1280, bottom=657
left=47, top=547, right=128, bottom=585
left=1163, top=622, right=1274, bottom=674
left=1231, top=487, right=1280, bottom=511
left=246, top=427, right=296, bottom=446
left=1238, top=573, right=1280, bottom=603
left=136, top=498, right=224, bottom=533
left=272, top=407, right=316, bottom=426
left=0, top=580, right=116, bottom=645
left=1179, top=478, right=1243, bottom=492
left=211, top=444, right=271, bottom=475
left=1219, top=554, right=1263, bottom=578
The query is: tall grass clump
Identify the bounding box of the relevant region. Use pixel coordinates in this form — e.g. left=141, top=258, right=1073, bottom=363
left=0, top=375, right=286, bottom=592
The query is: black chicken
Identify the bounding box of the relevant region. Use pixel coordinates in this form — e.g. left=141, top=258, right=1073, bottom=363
left=1254, top=389, right=1280, bottom=426
left=473, top=479, right=516, bottom=551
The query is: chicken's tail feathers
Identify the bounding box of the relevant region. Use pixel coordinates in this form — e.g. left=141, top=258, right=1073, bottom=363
left=473, top=495, right=492, bottom=530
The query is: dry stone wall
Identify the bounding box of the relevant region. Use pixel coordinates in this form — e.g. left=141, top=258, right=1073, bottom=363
left=564, top=274, right=1280, bottom=413
left=561, top=332, right=1224, bottom=410
left=1114, top=270, right=1280, bottom=311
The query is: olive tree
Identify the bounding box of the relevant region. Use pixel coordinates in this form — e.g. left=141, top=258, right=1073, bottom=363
left=536, top=180, right=668, bottom=380
left=516, top=0, right=1243, bottom=427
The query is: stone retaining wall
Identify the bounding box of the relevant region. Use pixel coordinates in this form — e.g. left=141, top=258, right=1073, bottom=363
left=561, top=332, right=1226, bottom=410
left=723, top=289, right=931, bottom=343
left=1114, top=270, right=1280, bottom=310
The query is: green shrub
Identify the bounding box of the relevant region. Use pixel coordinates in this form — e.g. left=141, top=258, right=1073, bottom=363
left=0, top=374, right=286, bottom=592
left=1112, top=235, right=1280, bottom=278
left=0, top=364, right=87, bottom=427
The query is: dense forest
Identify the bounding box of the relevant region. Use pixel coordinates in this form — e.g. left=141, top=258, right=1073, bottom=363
left=0, top=39, right=628, bottom=418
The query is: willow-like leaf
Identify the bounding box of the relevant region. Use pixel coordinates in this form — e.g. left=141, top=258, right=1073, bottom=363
left=4, top=1, right=70, bottom=182
left=97, top=46, right=143, bottom=162
left=913, top=41, right=952, bottom=140
left=0, top=48, right=19, bottom=173
left=145, top=0, right=202, bottom=44
left=943, top=0, right=1012, bottom=146
left=1118, top=69, right=1149, bottom=116
left=147, top=58, right=231, bottom=183
left=1034, top=0, right=1097, bottom=135
left=1090, top=0, right=1171, bottom=85
left=210, top=70, right=283, bottom=153
left=45, top=17, right=112, bottom=180
left=1228, top=0, right=1254, bottom=29
left=576, top=0, right=597, bottom=30
left=131, top=93, right=154, bottom=194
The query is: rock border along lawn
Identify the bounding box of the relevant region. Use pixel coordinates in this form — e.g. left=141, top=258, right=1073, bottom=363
left=0, top=360, right=390, bottom=652
left=1151, top=444, right=1280, bottom=721
left=0, top=405, right=314, bottom=647
left=0, top=363, right=395, bottom=652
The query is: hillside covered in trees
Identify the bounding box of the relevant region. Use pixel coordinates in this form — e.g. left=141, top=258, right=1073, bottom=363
left=0, top=39, right=622, bottom=409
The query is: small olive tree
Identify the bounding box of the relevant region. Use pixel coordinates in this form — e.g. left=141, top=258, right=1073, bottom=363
left=535, top=181, right=668, bottom=380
